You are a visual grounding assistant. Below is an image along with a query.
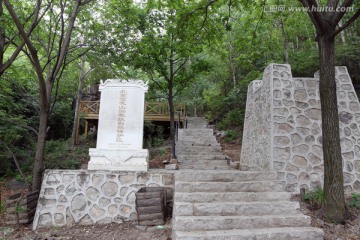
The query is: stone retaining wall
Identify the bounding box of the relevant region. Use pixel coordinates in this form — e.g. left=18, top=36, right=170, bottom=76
left=241, top=63, right=360, bottom=193
left=33, top=170, right=174, bottom=229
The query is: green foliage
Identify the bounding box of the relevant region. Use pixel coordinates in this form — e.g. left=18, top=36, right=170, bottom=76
left=304, top=188, right=325, bottom=209
left=223, top=130, right=240, bottom=143
left=144, top=121, right=166, bottom=148
left=349, top=193, right=360, bottom=209
left=15, top=205, right=25, bottom=214
left=44, top=140, right=81, bottom=169
left=0, top=199, right=5, bottom=213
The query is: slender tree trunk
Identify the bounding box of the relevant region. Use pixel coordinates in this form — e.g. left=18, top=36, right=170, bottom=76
left=169, top=48, right=175, bottom=138
left=280, top=16, right=289, bottom=63
left=169, top=75, right=175, bottom=139
left=339, top=19, right=346, bottom=45
left=229, top=39, right=236, bottom=90
left=318, top=34, right=348, bottom=223
left=70, top=54, right=86, bottom=146
left=0, top=0, right=4, bottom=71
left=32, top=109, right=48, bottom=191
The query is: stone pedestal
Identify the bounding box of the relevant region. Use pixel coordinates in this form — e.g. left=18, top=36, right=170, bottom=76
left=88, top=79, right=149, bottom=171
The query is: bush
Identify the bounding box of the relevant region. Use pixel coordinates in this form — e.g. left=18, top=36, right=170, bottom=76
left=0, top=200, right=5, bottom=213
left=349, top=193, right=360, bottom=209
left=304, top=188, right=324, bottom=209
left=44, top=140, right=81, bottom=169
left=223, top=130, right=240, bottom=143
left=216, top=109, right=245, bottom=130
left=143, top=121, right=166, bottom=148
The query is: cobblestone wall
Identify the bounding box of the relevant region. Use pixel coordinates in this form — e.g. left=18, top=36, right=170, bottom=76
left=241, top=63, right=360, bottom=193
left=33, top=170, right=174, bottom=229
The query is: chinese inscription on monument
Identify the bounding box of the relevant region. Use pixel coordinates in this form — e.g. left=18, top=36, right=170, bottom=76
left=117, top=90, right=127, bottom=142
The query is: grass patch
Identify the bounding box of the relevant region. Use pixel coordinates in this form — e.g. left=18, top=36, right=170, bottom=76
left=304, top=188, right=324, bottom=210
left=349, top=193, right=360, bottom=209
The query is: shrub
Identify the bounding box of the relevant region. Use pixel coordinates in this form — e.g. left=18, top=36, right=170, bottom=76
left=223, top=130, right=240, bottom=143
left=304, top=188, right=324, bottom=209
left=349, top=193, right=360, bottom=209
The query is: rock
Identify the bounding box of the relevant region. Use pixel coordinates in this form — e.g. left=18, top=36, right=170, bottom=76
left=85, top=187, right=100, bottom=202
left=292, top=144, right=309, bottom=154
left=339, top=111, right=353, bottom=124
left=274, top=136, right=290, bottom=145
left=292, top=156, right=308, bottom=169
left=296, top=115, right=311, bottom=126
left=170, top=159, right=178, bottom=164
left=165, top=164, right=179, bottom=170
left=304, top=108, right=321, bottom=120
left=291, top=133, right=302, bottom=145
left=274, top=123, right=294, bottom=133
left=101, top=182, right=118, bottom=197
left=294, top=89, right=308, bottom=101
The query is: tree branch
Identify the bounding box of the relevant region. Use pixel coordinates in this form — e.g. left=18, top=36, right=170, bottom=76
left=333, top=0, right=353, bottom=24
left=331, top=8, right=360, bottom=38
left=0, top=117, right=38, bottom=136
left=299, top=0, right=325, bottom=36
left=49, top=0, right=81, bottom=83
left=0, top=140, right=31, bottom=190
left=173, top=58, right=188, bottom=76
left=4, top=0, right=48, bottom=111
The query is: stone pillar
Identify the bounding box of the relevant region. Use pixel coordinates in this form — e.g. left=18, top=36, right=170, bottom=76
left=88, top=79, right=149, bottom=171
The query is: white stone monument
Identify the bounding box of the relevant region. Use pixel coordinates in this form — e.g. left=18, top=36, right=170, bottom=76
left=88, top=79, right=149, bottom=171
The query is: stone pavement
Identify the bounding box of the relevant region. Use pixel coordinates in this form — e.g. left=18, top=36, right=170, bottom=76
left=171, top=117, right=324, bottom=239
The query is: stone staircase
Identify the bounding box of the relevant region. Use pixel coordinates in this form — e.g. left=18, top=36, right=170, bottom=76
left=172, top=117, right=324, bottom=240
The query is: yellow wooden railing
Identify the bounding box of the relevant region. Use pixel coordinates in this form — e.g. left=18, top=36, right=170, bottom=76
left=79, top=100, right=186, bottom=120
left=76, top=101, right=186, bottom=144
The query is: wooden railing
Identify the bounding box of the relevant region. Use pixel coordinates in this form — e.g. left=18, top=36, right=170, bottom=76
left=145, top=102, right=186, bottom=118
left=79, top=100, right=186, bottom=120
left=79, top=101, right=100, bottom=114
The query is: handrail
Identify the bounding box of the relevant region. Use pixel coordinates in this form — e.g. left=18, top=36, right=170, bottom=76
left=79, top=100, right=186, bottom=120
left=172, top=111, right=182, bottom=159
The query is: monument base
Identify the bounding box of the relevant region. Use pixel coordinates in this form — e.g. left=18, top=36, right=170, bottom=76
left=88, top=148, right=149, bottom=171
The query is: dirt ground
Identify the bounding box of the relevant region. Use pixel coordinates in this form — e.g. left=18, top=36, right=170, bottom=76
left=0, top=220, right=171, bottom=240
left=293, top=195, right=360, bottom=240
left=1, top=138, right=360, bottom=240
left=0, top=184, right=171, bottom=240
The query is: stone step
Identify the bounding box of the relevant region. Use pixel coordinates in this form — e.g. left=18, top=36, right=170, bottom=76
left=175, top=181, right=286, bottom=193
left=174, top=192, right=293, bottom=203
left=173, top=227, right=324, bottom=240
left=179, top=130, right=212, bottom=133
left=177, top=155, right=226, bottom=160
left=178, top=133, right=215, bottom=137
left=173, top=201, right=299, bottom=216
left=173, top=215, right=311, bottom=231
left=180, top=165, right=233, bottom=170
left=187, top=127, right=208, bottom=129
left=176, top=150, right=223, bottom=155
left=177, top=141, right=220, bottom=147
left=176, top=147, right=222, bottom=151
left=176, top=146, right=222, bottom=155
left=179, top=129, right=213, bottom=133
left=178, top=135, right=214, bottom=139
left=178, top=159, right=228, bottom=165
left=174, top=170, right=282, bottom=182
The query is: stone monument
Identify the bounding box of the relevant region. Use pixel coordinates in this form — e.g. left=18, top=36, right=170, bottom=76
left=88, top=79, right=149, bottom=171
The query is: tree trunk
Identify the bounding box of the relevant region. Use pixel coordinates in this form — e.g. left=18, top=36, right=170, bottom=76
left=280, top=16, right=289, bottom=64
left=318, top=34, right=348, bottom=223
left=70, top=54, right=86, bottom=147
left=169, top=49, right=175, bottom=139
left=32, top=109, right=48, bottom=191
left=168, top=74, right=175, bottom=138
left=0, top=0, right=4, bottom=71
left=169, top=94, right=175, bottom=139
